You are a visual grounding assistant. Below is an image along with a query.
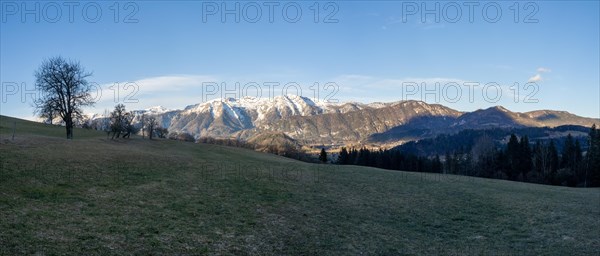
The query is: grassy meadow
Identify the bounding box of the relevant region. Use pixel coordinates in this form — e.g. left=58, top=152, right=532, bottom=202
left=0, top=115, right=598, bottom=255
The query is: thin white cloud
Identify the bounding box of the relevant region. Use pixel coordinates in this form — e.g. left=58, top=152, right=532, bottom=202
left=528, top=74, right=543, bottom=82
left=527, top=67, right=550, bottom=83
left=85, top=73, right=544, bottom=116
left=536, top=67, right=552, bottom=73
left=89, top=74, right=218, bottom=113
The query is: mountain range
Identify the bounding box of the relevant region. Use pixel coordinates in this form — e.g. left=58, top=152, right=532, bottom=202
left=88, top=95, right=599, bottom=149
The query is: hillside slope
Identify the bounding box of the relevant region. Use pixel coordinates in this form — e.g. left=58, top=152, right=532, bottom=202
left=368, top=106, right=599, bottom=144
left=1, top=115, right=598, bottom=255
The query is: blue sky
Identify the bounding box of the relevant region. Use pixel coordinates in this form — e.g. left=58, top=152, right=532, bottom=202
left=1, top=1, right=599, bottom=119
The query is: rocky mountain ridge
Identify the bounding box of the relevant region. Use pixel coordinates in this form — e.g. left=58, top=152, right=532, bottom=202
left=87, top=96, right=599, bottom=147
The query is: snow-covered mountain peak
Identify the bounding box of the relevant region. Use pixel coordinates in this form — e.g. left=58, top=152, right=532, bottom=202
left=145, top=106, right=171, bottom=114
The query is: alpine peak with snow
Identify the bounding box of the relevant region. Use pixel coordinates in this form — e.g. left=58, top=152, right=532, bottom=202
left=84, top=95, right=599, bottom=149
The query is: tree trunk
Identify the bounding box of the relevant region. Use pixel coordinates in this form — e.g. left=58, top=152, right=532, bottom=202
left=65, top=116, right=73, bottom=139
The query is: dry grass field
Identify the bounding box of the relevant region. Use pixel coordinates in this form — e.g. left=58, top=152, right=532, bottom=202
left=1, top=115, right=599, bottom=255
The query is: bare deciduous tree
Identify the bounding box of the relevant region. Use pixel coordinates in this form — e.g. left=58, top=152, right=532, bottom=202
left=471, top=135, right=496, bottom=177
left=145, top=116, right=158, bottom=140
left=110, top=104, right=133, bottom=139
left=155, top=127, right=168, bottom=139
left=536, top=144, right=550, bottom=178
left=33, top=57, right=95, bottom=139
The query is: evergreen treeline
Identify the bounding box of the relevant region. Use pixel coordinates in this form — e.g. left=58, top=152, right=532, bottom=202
left=337, top=147, right=443, bottom=173
left=338, top=125, right=600, bottom=187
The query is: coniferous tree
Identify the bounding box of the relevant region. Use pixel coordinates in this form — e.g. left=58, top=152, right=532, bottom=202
left=350, top=148, right=358, bottom=165
left=532, top=141, right=543, bottom=177
left=586, top=124, right=600, bottom=186
left=331, top=129, right=598, bottom=187
left=392, top=150, right=402, bottom=170
left=506, top=134, right=521, bottom=180
left=520, top=136, right=532, bottom=181
left=319, top=148, right=328, bottom=163
left=357, top=148, right=367, bottom=166
left=337, top=147, right=349, bottom=164
left=558, top=134, right=581, bottom=186
left=561, top=134, right=575, bottom=170
left=381, top=150, right=392, bottom=169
